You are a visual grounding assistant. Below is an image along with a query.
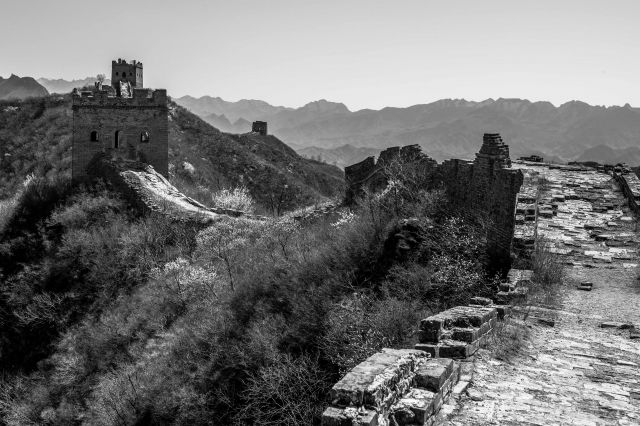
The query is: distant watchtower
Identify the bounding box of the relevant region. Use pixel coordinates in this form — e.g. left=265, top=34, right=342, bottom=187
left=72, top=59, right=168, bottom=180
left=252, top=121, right=268, bottom=136
left=111, top=58, right=143, bottom=89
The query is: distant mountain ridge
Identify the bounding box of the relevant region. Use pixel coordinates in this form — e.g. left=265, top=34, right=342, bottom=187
left=37, top=77, right=112, bottom=94
left=175, top=95, right=640, bottom=166
left=0, top=75, right=48, bottom=100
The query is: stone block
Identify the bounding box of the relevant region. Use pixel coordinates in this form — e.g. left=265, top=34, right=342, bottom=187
left=414, top=343, right=438, bottom=358
left=417, top=329, right=442, bottom=344
left=489, top=304, right=511, bottom=320
left=438, top=340, right=473, bottom=359
left=469, top=296, right=493, bottom=306
left=499, top=282, right=516, bottom=292
left=451, top=327, right=479, bottom=343
left=413, top=358, right=454, bottom=392
left=391, top=388, right=438, bottom=424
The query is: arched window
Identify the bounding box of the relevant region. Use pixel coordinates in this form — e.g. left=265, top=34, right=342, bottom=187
left=140, top=131, right=150, bottom=143
left=115, top=130, right=123, bottom=148
left=90, top=130, right=99, bottom=142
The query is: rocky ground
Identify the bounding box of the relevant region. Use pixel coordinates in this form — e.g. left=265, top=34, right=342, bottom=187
left=444, top=164, right=640, bottom=425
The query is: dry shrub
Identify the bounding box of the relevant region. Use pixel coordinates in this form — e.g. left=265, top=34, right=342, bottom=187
left=529, top=238, right=564, bottom=307
left=320, top=294, right=423, bottom=374
left=236, top=354, right=329, bottom=426
left=484, top=318, right=530, bottom=362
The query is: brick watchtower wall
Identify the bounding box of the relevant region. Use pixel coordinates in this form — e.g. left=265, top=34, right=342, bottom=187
left=72, top=88, right=168, bottom=180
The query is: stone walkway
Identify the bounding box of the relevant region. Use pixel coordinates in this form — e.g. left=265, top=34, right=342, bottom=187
left=446, top=164, right=640, bottom=425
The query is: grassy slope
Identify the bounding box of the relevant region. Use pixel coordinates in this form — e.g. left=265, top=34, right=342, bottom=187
left=0, top=95, right=344, bottom=211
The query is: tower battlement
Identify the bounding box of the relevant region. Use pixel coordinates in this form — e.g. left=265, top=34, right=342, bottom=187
left=72, top=88, right=167, bottom=108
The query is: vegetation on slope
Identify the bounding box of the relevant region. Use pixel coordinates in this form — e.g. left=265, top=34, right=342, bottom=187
left=0, top=95, right=343, bottom=213
left=0, top=166, right=497, bottom=425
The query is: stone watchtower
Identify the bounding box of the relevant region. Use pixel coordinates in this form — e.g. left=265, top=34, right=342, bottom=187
left=252, top=121, right=268, bottom=136
left=72, top=59, right=168, bottom=180
left=111, top=58, right=143, bottom=89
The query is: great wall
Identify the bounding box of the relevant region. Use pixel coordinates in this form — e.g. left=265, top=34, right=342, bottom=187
left=71, top=60, right=640, bottom=426
left=325, top=138, right=640, bottom=425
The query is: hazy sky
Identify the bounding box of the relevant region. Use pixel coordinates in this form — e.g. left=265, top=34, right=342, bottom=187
left=1, top=0, right=639, bottom=110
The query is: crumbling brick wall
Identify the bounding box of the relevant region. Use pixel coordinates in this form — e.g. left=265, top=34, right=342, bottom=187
left=614, top=172, right=640, bottom=215
left=344, top=144, right=438, bottom=204
left=344, top=134, right=523, bottom=271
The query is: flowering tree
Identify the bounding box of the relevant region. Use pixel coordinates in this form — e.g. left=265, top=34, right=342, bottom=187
left=196, top=218, right=264, bottom=289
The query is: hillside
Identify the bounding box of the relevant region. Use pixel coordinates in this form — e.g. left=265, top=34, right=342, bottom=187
left=37, top=77, right=112, bottom=94
left=0, top=95, right=343, bottom=211
left=176, top=96, right=640, bottom=165
left=0, top=75, right=49, bottom=100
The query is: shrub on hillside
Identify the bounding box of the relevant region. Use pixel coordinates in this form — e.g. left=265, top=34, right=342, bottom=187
left=210, top=187, right=255, bottom=213
left=236, top=354, right=329, bottom=426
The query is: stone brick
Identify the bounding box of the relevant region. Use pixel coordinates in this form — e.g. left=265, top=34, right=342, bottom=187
left=470, top=297, right=493, bottom=306
left=418, top=329, right=442, bottom=343
left=413, top=358, right=454, bottom=392
left=391, top=388, right=438, bottom=424
left=452, top=328, right=480, bottom=343
left=321, top=407, right=379, bottom=426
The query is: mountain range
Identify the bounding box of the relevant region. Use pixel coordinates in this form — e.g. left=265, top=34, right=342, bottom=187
left=175, top=96, right=640, bottom=166
left=0, top=75, right=48, bottom=100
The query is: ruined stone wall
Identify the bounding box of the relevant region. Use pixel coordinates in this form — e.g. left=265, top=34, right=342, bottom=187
left=72, top=89, right=168, bottom=180
left=344, top=144, right=438, bottom=204
left=344, top=135, right=523, bottom=270
left=614, top=172, right=640, bottom=215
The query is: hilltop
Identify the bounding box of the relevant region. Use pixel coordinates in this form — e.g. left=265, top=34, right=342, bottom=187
left=176, top=96, right=640, bottom=165
left=0, top=95, right=343, bottom=211
left=0, top=75, right=48, bottom=100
